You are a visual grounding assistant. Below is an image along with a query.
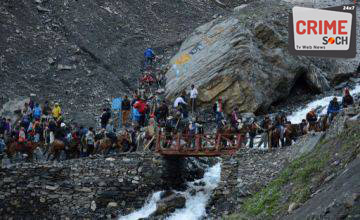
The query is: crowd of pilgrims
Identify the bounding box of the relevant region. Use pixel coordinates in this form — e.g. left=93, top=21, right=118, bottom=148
left=0, top=48, right=357, bottom=160
left=0, top=85, right=356, bottom=161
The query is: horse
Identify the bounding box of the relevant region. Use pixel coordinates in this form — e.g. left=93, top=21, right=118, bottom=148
left=317, top=115, right=329, bottom=132
left=270, top=126, right=281, bottom=148
left=116, top=131, right=135, bottom=152
left=47, top=139, right=66, bottom=161
left=95, top=137, right=113, bottom=155
left=6, top=140, right=42, bottom=161
left=216, top=123, right=237, bottom=150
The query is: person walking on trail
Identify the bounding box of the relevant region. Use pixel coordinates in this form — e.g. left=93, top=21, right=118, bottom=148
left=155, top=100, right=169, bottom=124
left=248, top=119, right=260, bottom=149
left=133, top=98, right=147, bottom=127
left=18, top=127, right=27, bottom=150
left=174, top=93, right=188, bottom=118
left=23, top=103, right=32, bottom=118
left=342, top=88, right=354, bottom=108
left=306, top=108, right=318, bottom=132
left=230, top=107, right=240, bottom=131
left=42, top=101, right=52, bottom=121
left=257, top=115, right=272, bottom=150
left=144, top=48, right=155, bottom=67
left=190, top=84, right=198, bottom=113
left=121, top=95, right=131, bottom=127
left=0, top=118, right=6, bottom=136
left=33, top=103, right=42, bottom=121
left=100, top=108, right=111, bottom=129
left=327, top=97, right=340, bottom=122
left=52, top=103, right=61, bottom=121
left=213, top=97, right=224, bottom=126
left=85, top=127, right=95, bottom=156
left=274, top=115, right=285, bottom=147
left=0, top=134, right=5, bottom=154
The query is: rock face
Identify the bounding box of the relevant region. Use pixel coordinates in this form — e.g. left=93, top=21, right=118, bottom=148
left=165, top=1, right=359, bottom=114
left=0, top=153, right=208, bottom=219
left=0, top=0, right=249, bottom=123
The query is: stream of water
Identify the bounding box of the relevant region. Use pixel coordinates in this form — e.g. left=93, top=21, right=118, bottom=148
left=118, top=163, right=221, bottom=220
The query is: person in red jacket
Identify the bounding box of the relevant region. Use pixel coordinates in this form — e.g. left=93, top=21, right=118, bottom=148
left=133, top=98, right=148, bottom=127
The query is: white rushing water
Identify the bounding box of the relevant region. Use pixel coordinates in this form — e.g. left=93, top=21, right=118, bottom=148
left=166, top=162, right=221, bottom=220
left=118, top=162, right=222, bottom=220
left=288, top=84, right=360, bottom=124
left=119, top=191, right=163, bottom=220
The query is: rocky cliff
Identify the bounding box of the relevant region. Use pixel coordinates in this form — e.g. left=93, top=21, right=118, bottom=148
left=165, top=0, right=359, bottom=114
left=0, top=0, right=250, bottom=124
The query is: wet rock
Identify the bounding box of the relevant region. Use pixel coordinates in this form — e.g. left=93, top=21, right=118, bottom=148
left=306, top=64, right=330, bottom=92
left=154, top=193, right=186, bottom=216
left=334, top=82, right=348, bottom=90
left=350, top=77, right=360, bottom=83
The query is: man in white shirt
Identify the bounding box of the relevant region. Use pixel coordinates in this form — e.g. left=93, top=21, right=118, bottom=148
left=174, top=93, right=188, bottom=118
left=174, top=96, right=187, bottom=108
left=190, top=84, right=198, bottom=113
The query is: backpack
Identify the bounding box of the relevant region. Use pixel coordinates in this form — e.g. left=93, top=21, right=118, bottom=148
left=34, top=107, right=41, bottom=117
left=145, top=49, right=154, bottom=58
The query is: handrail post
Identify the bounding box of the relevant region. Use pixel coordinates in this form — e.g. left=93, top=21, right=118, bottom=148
left=215, top=133, right=221, bottom=151
left=195, top=134, right=200, bottom=152
left=176, top=133, right=180, bottom=151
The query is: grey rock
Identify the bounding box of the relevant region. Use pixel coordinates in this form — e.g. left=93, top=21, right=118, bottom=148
left=36, top=6, right=51, bottom=12
left=107, top=202, right=118, bottom=208
left=47, top=57, right=55, bottom=65
left=165, top=2, right=357, bottom=114
left=57, top=64, right=75, bottom=71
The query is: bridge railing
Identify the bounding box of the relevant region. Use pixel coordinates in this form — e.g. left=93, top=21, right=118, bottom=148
left=155, top=132, right=246, bottom=157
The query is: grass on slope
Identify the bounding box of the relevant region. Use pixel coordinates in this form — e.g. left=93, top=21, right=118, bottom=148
left=225, top=122, right=360, bottom=219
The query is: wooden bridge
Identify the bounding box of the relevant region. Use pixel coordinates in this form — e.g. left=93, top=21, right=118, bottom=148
left=155, top=132, right=245, bottom=157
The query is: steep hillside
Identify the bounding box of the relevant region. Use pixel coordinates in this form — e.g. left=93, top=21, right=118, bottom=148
left=0, top=0, right=248, bottom=123
left=225, top=107, right=360, bottom=219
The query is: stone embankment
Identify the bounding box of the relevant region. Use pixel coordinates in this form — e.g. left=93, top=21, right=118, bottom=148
left=0, top=153, right=208, bottom=219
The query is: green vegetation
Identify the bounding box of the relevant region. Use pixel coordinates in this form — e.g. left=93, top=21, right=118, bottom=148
left=225, top=123, right=360, bottom=219
left=241, top=147, right=329, bottom=217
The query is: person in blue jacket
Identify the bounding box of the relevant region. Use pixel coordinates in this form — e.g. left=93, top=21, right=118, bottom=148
left=327, top=97, right=341, bottom=122
left=144, top=48, right=155, bottom=66
left=33, top=103, right=42, bottom=120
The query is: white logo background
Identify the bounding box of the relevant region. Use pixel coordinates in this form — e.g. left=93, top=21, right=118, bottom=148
left=293, top=7, right=352, bottom=51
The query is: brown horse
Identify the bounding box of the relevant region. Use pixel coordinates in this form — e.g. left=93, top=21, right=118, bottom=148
left=271, top=127, right=281, bottom=148
left=6, top=141, right=41, bottom=161
left=47, top=139, right=66, bottom=160
left=96, top=137, right=113, bottom=154
left=216, top=124, right=239, bottom=149
left=116, top=132, right=134, bottom=152
left=317, top=115, right=329, bottom=132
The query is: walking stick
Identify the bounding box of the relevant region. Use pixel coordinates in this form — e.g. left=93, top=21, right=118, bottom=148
left=144, top=136, right=155, bottom=151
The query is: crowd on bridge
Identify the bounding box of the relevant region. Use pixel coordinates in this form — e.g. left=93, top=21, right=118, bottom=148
left=0, top=48, right=359, bottom=161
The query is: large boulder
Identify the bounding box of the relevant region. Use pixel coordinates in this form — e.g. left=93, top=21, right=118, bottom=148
left=165, top=1, right=358, bottom=114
